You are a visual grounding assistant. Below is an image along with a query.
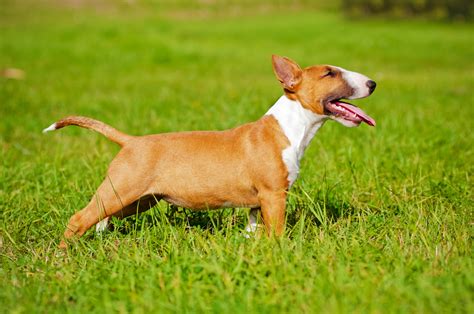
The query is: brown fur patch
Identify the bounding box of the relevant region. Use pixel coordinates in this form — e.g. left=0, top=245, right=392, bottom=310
left=271, top=58, right=354, bottom=115
left=295, top=66, right=354, bottom=115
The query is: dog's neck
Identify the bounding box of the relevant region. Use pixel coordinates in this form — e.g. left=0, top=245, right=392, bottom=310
left=265, top=95, right=327, bottom=186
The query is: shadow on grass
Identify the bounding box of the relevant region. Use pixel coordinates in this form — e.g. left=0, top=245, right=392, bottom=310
left=98, top=194, right=358, bottom=237
left=105, top=204, right=246, bottom=236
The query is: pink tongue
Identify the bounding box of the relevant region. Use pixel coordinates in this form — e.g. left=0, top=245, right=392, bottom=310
left=336, top=101, right=376, bottom=126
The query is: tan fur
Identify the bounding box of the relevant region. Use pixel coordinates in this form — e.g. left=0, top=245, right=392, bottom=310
left=272, top=56, right=355, bottom=115
left=54, top=55, right=359, bottom=248
left=55, top=116, right=132, bottom=146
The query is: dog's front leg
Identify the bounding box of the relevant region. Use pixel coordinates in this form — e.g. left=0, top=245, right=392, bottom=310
left=259, top=190, right=286, bottom=236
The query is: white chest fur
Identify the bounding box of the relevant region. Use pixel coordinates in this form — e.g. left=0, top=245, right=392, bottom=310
left=266, top=96, right=326, bottom=187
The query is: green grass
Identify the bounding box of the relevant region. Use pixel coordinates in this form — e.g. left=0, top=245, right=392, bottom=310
left=1, top=1, right=473, bottom=313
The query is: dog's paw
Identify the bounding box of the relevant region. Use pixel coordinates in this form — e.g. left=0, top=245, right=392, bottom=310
left=95, top=217, right=110, bottom=233
left=243, top=223, right=262, bottom=238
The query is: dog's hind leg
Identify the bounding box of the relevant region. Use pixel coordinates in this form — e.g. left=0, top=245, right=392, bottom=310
left=95, top=195, right=160, bottom=233
left=59, top=177, right=147, bottom=248
left=95, top=217, right=110, bottom=233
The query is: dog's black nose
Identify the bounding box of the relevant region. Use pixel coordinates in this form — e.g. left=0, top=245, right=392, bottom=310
left=366, top=80, right=377, bottom=94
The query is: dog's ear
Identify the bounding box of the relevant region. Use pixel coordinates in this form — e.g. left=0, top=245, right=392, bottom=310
left=272, top=55, right=302, bottom=92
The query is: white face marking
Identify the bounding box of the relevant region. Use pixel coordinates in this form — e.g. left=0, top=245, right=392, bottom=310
left=334, top=66, right=372, bottom=99
left=266, top=96, right=326, bottom=187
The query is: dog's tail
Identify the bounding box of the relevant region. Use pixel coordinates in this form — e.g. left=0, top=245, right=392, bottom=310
left=42, top=116, right=132, bottom=146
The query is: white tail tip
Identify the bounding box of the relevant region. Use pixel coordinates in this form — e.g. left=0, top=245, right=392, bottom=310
left=42, top=123, right=57, bottom=133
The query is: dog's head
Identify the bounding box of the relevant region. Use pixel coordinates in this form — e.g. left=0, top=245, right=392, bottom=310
left=272, top=55, right=376, bottom=127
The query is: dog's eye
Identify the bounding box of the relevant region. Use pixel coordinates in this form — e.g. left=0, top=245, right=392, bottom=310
left=323, top=69, right=336, bottom=78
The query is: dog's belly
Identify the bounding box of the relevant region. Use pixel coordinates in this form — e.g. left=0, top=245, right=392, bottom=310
left=156, top=165, right=261, bottom=210
left=135, top=132, right=264, bottom=209
left=162, top=194, right=259, bottom=210
left=153, top=155, right=260, bottom=210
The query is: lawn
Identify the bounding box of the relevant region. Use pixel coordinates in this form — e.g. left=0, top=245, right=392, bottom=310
left=1, top=1, right=473, bottom=313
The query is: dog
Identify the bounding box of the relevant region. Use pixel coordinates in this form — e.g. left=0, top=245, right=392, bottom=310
left=43, top=55, right=376, bottom=248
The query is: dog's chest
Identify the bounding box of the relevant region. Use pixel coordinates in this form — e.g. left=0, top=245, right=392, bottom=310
left=266, top=96, right=325, bottom=187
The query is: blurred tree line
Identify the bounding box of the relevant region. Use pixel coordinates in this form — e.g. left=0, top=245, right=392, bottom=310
left=342, top=0, right=473, bottom=20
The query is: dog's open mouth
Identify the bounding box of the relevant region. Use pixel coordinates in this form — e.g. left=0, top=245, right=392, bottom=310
left=326, top=100, right=376, bottom=126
